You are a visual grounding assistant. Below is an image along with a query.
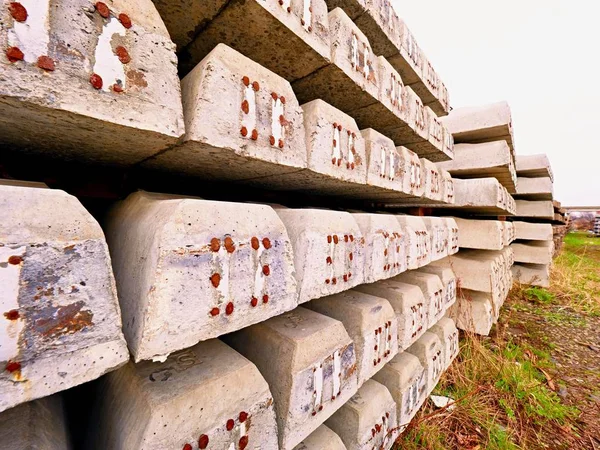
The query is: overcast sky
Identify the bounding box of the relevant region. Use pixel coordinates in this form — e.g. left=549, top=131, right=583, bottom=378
left=393, top=0, right=600, bottom=206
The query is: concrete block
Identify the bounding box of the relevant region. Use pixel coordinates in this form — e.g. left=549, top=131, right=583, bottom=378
left=447, top=290, right=495, bottom=336
left=514, top=222, right=553, bottom=241
left=0, top=394, right=70, bottom=449
left=511, top=263, right=550, bottom=288
left=392, top=271, right=445, bottom=327
left=421, top=158, right=444, bottom=202
left=453, top=218, right=505, bottom=251
left=0, top=184, right=128, bottom=412
left=429, top=317, right=459, bottom=368
left=437, top=141, right=517, bottom=193
left=104, top=191, right=298, bottom=362
left=275, top=208, right=365, bottom=303
left=511, top=240, right=554, bottom=265
left=453, top=178, right=516, bottom=215
left=326, top=379, right=398, bottom=450
left=441, top=101, right=515, bottom=155
left=225, top=307, right=358, bottom=450
left=405, top=332, right=444, bottom=396
left=418, top=264, right=457, bottom=311
left=354, top=281, right=428, bottom=351
left=143, top=44, right=308, bottom=181
left=396, top=215, right=431, bottom=269
left=175, top=0, right=331, bottom=82
left=372, top=352, right=426, bottom=433
left=445, top=218, right=460, bottom=255
left=91, top=339, right=279, bottom=450
left=293, top=425, right=347, bottom=450
left=503, top=221, right=516, bottom=246
left=515, top=200, right=554, bottom=219
left=516, top=154, right=553, bottom=181
left=0, top=0, right=184, bottom=165
left=422, top=216, right=449, bottom=261
left=307, top=290, right=398, bottom=385
left=397, top=146, right=426, bottom=198
left=440, top=169, right=456, bottom=205
left=351, top=213, right=407, bottom=282
left=514, top=177, right=554, bottom=200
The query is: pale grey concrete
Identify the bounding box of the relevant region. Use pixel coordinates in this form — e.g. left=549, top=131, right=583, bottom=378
left=104, top=191, right=298, bottom=362
left=514, top=222, right=554, bottom=241
left=392, top=271, right=445, bottom=328
left=453, top=218, right=505, bottom=251
left=514, top=177, right=554, bottom=200
left=511, top=263, right=550, bottom=288
left=444, top=218, right=460, bottom=255
left=446, top=290, right=495, bottom=336
left=293, top=425, right=347, bottom=450
left=405, top=331, right=444, bottom=396
left=429, top=317, right=459, bottom=368
left=511, top=240, right=554, bottom=265
left=0, top=184, right=128, bottom=413
left=396, top=215, right=431, bottom=269
left=422, top=216, right=449, bottom=261
left=418, top=264, right=457, bottom=311
left=515, top=200, right=555, bottom=219
left=516, top=154, right=554, bottom=181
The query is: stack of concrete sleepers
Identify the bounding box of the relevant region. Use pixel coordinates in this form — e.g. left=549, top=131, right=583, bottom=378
left=510, top=154, right=556, bottom=287
left=0, top=1, right=465, bottom=448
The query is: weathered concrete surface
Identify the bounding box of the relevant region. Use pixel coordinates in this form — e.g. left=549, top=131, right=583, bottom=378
left=514, top=222, right=553, bottom=241
left=453, top=218, right=505, bottom=251
left=307, top=290, right=398, bottom=385
left=515, top=200, right=555, bottom=220
left=516, top=154, right=553, bottom=181
left=397, top=146, right=425, bottom=198
left=293, top=425, right=347, bottom=450
left=91, top=339, right=278, bottom=450
left=405, top=331, right=444, bottom=396
left=422, top=216, right=448, bottom=261
left=352, top=213, right=407, bottom=282
left=355, top=280, right=428, bottom=351
left=0, top=394, right=71, bottom=449
left=275, top=208, right=365, bottom=303
left=176, top=0, right=331, bottom=82
left=445, top=218, right=460, bottom=255
left=421, top=158, right=444, bottom=202
left=104, top=191, right=298, bottom=362
left=225, top=307, right=358, bottom=450
left=441, top=101, right=515, bottom=155
left=511, top=240, right=554, bottom=265
left=393, top=271, right=445, bottom=327
left=514, top=177, right=554, bottom=200
left=437, top=141, right=517, bottom=193
left=502, top=221, right=516, bottom=246
left=452, top=178, right=516, bottom=215
left=429, top=317, right=459, bottom=368
left=143, top=44, right=308, bottom=181
left=419, top=264, right=457, bottom=311
left=0, top=0, right=184, bottom=166
left=511, top=263, right=550, bottom=288
left=372, top=352, right=426, bottom=433
left=447, top=289, right=495, bottom=336
left=396, top=215, right=431, bottom=269
left=0, top=184, right=128, bottom=413
left=440, top=169, right=456, bottom=205
left=326, top=379, right=399, bottom=450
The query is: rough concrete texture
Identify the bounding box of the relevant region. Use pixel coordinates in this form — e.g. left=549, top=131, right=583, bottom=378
left=176, top=0, right=331, bottom=82
left=143, top=44, right=308, bottom=181
left=397, top=146, right=426, bottom=198
left=516, top=154, right=554, bottom=181
left=393, top=271, right=445, bottom=328
left=104, top=191, right=298, bottom=362
left=421, top=158, right=444, bottom=202
left=445, top=218, right=460, bottom=255
left=437, top=141, right=517, bottom=193
left=0, top=0, right=184, bottom=166
left=396, top=215, right=431, bottom=269
left=293, top=425, right=347, bottom=450
left=91, top=339, right=278, bottom=450
left=512, top=263, right=550, bottom=288
left=418, top=264, right=457, bottom=311
left=0, top=184, right=128, bottom=413
left=326, top=379, right=399, bottom=450
left=453, top=178, right=516, bottom=215
left=514, top=222, right=554, bottom=241
left=422, top=216, right=448, bottom=261
left=372, top=352, right=426, bottom=433
left=453, top=218, right=505, bottom=251
left=225, top=307, right=358, bottom=450
left=440, top=169, right=456, bottom=204
left=511, top=240, right=554, bottom=265
left=275, top=208, right=365, bottom=303
left=0, top=394, right=71, bottom=449
left=405, top=331, right=444, bottom=396
left=293, top=8, right=379, bottom=113
left=515, top=200, right=555, bottom=219
left=307, top=290, right=398, bottom=385
left=447, top=290, right=495, bottom=336
left=441, top=101, right=515, bottom=155
left=429, top=317, right=459, bottom=368
left=502, top=221, right=516, bottom=246
left=355, top=280, right=428, bottom=352
left=352, top=213, right=407, bottom=282
left=514, top=177, right=554, bottom=200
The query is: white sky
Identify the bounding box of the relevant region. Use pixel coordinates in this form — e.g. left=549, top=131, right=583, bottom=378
left=392, top=0, right=600, bottom=206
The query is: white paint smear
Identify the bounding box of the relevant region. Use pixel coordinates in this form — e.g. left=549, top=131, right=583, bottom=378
left=8, top=0, right=51, bottom=63
left=242, top=84, right=257, bottom=138
left=93, top=17, right=127, bottom=92
left=333, top=349, right=341, bottom=395
left=0, top=246, right=26, bottom=362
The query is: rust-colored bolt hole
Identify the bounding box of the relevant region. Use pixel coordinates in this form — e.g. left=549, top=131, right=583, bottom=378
left=269, top=135, right=275, bottom=145
left=252, top=81, right=259, bottom=91
left=242, top=76, right=250, bottom=86
left=4, top=310, right=19, bottom=320
left=198, top=434, right=209, bottom=449
left=262, top=238, right=272, bottom=249
left=251, top=129, right=258, bottom=140
left=251, top=236, right=260, bottom=250
left=225, top=302, right=234, bottom=315
left=210, top=307, right=220, bottom=316
left=262, top=294, right=269, bottom=304
left=240, top=126, right=248, bottom=137
left=115, top=46, right=131, bottom=64
left=210, top=237, right=220, bottom=252
left=90, top=73, right=103, bottom=90
left=251, top=297, right=258, bottom=307
left=226, top=419, right=235, bottom=431
left=8, top=255, right=22, bottom=265
left=95, top=2, right=110, bottom=18
left=224, top=237, right=235, bottom=253
left=6, top=46, right=24, bottom=62
left=239, top=411, right=248, bottom=422
left=9, top=2, right=27, bottom=22
left=5, top=361, right=21, bottom=373
left=241, top=99, right=249, bottom=114
left=278, top=139, right=284, bottom=149
left=119, top=13, right=132, bottom=29
left=262, top=265, right=270, bottom=276
left=210, top=273, right=221, bottom=288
